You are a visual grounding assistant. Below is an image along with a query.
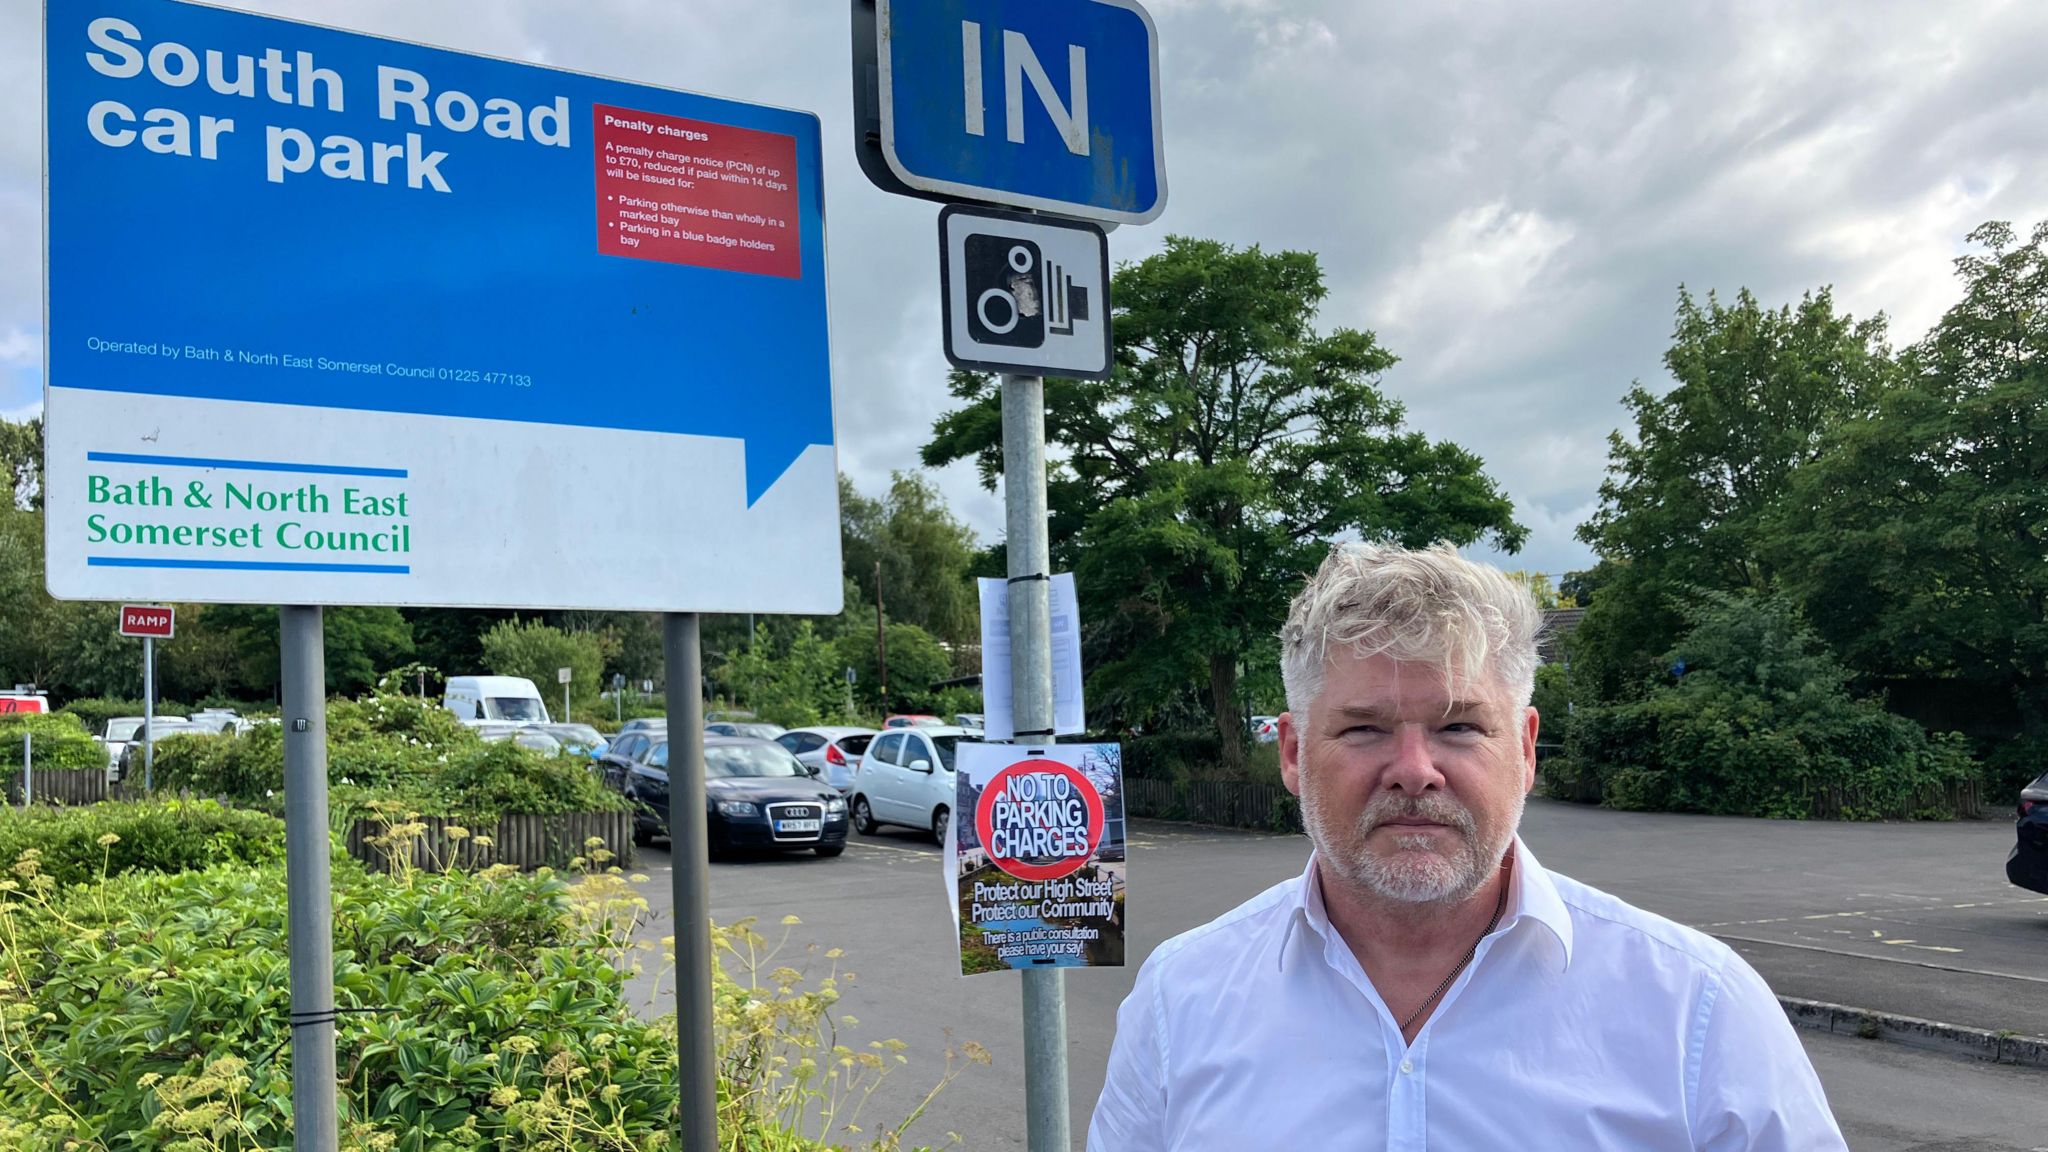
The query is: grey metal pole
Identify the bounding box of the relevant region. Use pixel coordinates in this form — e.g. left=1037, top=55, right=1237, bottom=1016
left=564, top=680, right=571, bottom=726
left=1002, top=372, right=1070, bottom=1152
left=665, top=613, right=716, bottom=1151
left=21, top=732, right=29, bottom=807
left=280, top=606, right=337, bottom=1151
left=142, top=635, right=155, bottom=793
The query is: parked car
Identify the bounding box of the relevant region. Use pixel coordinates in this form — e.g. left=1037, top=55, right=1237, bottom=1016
left=0, top=692, right=50, bottom=714
left=599, top=736, right=848, bottom=857
left=114, top=717, right=207, bottom=780
left=2007, top=772, right=2048, bottom=895
left=476, top=723, right=563, bottom=755
left=847, top=725, right=974, bottom=843
left=882, top=714, right=944, bottom=729
left=188, top=709, right=253, bottom=736
left=616, top=717, right=667, bottom=736
left=775, top=726, right=878, bottom=793
left=539, top=723, right=608, bottom=758
left=1250, top=715, right=1280, bottom=744
left=705, top=721, right=787, bottom=741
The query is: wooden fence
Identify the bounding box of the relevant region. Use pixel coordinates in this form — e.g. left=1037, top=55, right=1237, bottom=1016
left=343, top=810, right=636, bottom=873
left=1124, top=778, right=1304, bottom=833
left=4, top=768, right=109, bottom=807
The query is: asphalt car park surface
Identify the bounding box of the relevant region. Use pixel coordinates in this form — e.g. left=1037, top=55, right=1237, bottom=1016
left=623, top=799, right=2048, bottom=1151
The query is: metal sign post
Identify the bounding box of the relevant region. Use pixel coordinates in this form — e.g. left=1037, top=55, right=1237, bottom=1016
left=1002, top=373, right=1069, bottom=1150
left=280, top=607, right=338, bottom=1151
left=665, top=615, right=716, bottom=1150
left=142, top=635, right=154, bottom=794
left=559, top=666, right=573, bottom=726
left=20, top=733, right=29, bottom=807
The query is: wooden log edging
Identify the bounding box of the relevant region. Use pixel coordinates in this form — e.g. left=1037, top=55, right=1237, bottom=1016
left=344, top=809, right=635, bottom=874
left=3, top=768, right=110, bottom=807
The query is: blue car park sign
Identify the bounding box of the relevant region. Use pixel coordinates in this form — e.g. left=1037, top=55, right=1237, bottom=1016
left=876, top=0, right=1166, bottom=224
left=44, top=0, right=841, bottom=614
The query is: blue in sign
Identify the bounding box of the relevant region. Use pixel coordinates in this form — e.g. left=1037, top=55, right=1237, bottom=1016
left=880, top=0, right=1166, bottom=225
left=46, top=0, right=832, bottom=505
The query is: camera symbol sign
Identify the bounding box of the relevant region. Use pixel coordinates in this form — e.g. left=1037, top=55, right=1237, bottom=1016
left=939, top=205, right=1112, bottom=380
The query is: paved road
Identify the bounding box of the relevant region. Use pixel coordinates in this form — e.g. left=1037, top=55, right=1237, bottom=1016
left=624, top=800, right=2047, bottom=1150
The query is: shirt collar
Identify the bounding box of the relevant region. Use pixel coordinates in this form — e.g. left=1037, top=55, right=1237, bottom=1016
left=1278, top=836, right=1575, bottom=973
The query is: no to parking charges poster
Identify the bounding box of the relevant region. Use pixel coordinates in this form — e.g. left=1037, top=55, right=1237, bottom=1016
left=948, top=743, right=1127, bottom=975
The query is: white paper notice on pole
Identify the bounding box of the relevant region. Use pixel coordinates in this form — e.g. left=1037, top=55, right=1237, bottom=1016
left=978, top=573, right=1085, bottom=740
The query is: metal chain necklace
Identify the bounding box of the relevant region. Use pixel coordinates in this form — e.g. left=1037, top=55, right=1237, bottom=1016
left=1399, top=854, right=1513, bottom=1036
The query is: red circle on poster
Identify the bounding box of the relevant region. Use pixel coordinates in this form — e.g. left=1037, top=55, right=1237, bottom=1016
left=975, top=759, right=1105, bottom=882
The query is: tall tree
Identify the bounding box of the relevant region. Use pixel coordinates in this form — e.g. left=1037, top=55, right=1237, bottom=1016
left=925, top=237, right=1523, bottom=771
left=0, top=416, right=41, bottom=510
left=1573, top=287, right=1891, bottom=698
left=1770, top=221, right=2048, bottom=786
left=840, top=472, right=981, bottom=645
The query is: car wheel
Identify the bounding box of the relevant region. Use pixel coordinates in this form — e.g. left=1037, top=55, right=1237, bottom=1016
left=815, top=844, right=845, bottom=858
left=852, top=796, right=878, bottom=835
left=932, top=806, right=950, bottom=845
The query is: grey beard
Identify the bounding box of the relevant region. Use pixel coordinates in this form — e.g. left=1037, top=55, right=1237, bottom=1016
left=1304, top=784, right=1520, bottom=905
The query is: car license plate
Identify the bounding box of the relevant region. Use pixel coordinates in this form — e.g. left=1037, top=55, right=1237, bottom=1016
left=777, top=819, right=821, bottom=834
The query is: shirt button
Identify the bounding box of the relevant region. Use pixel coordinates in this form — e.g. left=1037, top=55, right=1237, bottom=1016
left=1399, top=1060, right=1414, bottom=1075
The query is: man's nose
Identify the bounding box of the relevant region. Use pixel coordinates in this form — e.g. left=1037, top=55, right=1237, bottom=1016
left=1382, top=723, right=1445, bottom=793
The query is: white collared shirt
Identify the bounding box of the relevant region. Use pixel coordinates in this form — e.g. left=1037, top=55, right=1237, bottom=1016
left=1088, top=841, right=1846, bottom=1151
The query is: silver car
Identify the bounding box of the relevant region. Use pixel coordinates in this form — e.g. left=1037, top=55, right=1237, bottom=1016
left=775, top=726, right=879, bottom=793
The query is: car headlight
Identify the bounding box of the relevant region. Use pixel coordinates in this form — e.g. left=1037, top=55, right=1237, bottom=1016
left=824, top=798, right=847, bottom=815
left=716, top=800, right=759, bottom=817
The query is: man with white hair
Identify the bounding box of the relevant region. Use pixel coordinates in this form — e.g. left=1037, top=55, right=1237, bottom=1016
left=1089, top=543, right=1846, bottom=1150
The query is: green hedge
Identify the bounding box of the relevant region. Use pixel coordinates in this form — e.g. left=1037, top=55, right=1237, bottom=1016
left=152, top=691, right=628, bottom=824
left=0, top=799, right=285, bottom=887
left=58, top=696, right=186, bottom=735
left=0, top=858, right=676, bottom=1148
left=0, top=711, right=106, bottom=773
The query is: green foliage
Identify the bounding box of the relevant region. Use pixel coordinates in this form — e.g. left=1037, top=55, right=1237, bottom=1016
left=1768, top=221, right=2048, bottom=792
left=0, top=414, right=40, bottom=509
left=721, top=621, right=858, bottom=729
left=0, top=854, right=675, bottom=1148
left=0, top=711, right=106, bottom=773
left=0, top=799, right=285, bottom=887
left=1554, top=593, right=1974, bottom=819
left=1573, top=286, right=1891, bottom=701
left=481, top=618, right=607, bottom=712
left=59, top=696, right=188, bottom=735
left=924, top=236, right=1524, bottom=773
left=836, top=621, right=954, bottom=717
left=840, top=472, right=982, bottom=645
left=151, top=693, right=627, bottom=824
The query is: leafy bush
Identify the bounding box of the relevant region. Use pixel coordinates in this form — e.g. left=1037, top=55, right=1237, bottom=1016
left=151, top=692, right=628, bottom=825
left=0, top=799, right=284, bottom=887
left=1556, top=592, right=1976, bottom=819
left=0, top=855, right=674, bottom=1148
left=1120, top=731, right=1222, bottom=781
left=481, top=618, right=608, bottom=713
left=59, top=696, right=187, bottom=735
left=0, top=711, right=105, bottom=773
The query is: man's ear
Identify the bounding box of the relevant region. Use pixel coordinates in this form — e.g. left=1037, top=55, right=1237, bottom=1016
left=1520, top=705, right=1539, bottom=794
left=1279, top=711, right=1304, bottom=796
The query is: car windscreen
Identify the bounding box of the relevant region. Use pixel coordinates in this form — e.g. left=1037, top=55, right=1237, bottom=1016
left=929, top=735, right=962, bottom=771
left=106, top=719, right=144, bottom=742
left=548, top=725, right=603, bottom=748
left=487, top=697, right=548, bottom=722
left=839, top=734, right=873, bottom=755
left=704, top=745, right=806, bottom=779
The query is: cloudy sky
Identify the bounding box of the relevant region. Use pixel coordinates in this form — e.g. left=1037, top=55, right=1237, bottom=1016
left=5, top=0, right=2046, bottom=579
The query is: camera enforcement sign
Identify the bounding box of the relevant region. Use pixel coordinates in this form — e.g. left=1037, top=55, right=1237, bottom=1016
left=43, top=0, right=840, bottom=614
left=949, top=742, right=1127, bottom=974
left=939, top=204, right=1110, bottom=379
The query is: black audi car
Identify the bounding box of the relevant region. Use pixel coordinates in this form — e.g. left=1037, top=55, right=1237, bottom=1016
left=604, top=735, right=849, bottom=858
left=2007, top=771, right=2048, bottom=894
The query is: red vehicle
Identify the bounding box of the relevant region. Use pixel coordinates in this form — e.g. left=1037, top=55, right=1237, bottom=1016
left=0, top=695, right=49, bottom=714
left=882, top=714, right=944, bottom=729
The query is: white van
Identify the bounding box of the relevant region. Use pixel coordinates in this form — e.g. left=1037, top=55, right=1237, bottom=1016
left=442, top=676, right=552, bottom=725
